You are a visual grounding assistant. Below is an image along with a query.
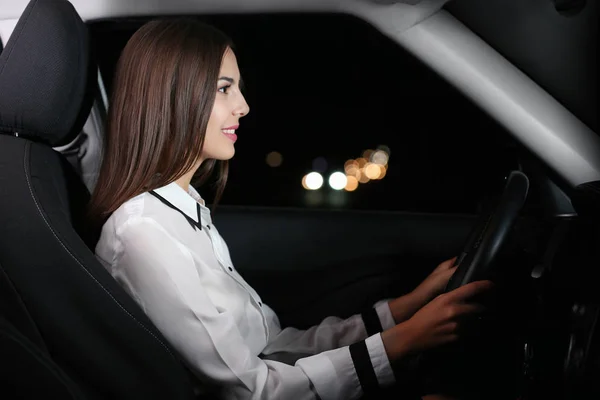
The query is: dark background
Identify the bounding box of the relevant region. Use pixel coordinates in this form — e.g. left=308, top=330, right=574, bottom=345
left=91, top=13, right=524, bottom=214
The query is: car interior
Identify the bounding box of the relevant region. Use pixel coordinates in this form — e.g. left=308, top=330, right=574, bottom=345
left=0, top=0, right=598, bottom=399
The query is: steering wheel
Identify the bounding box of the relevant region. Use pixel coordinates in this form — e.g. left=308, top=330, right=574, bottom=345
left=445, top=170, right=529, bottom=292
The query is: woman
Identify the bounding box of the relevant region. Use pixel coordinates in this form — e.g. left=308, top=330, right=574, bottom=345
left=89, top=19, right=492, bottom=400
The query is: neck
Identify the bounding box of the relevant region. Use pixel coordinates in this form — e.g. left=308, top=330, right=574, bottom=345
left=175, top=176, right=191, bottom=192
left=175, top=158, right=203, bottom=192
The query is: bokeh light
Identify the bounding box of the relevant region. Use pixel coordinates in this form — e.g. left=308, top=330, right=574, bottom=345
left=339, top=146, right=391, bottom=193
left=344, top=176, right=359, bottom=192
left=328, top=172, right=347, bottom=190
left=302, top=172, right=323, bottom=190
left=377, top=145, right=391, bottom=156
left=371, top=150, right=389, bottom=166
left=265, top=151, right=283, bottom=167
left=358, top=173, right=370, bottom=184
left=364, top=163, right=381, bottom=180
left=344, top=159, right=359, bottom=177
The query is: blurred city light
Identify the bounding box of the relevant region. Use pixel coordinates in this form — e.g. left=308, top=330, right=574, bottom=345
left=371, top=150, right=389, bottom=165
left=377, top=145, right=391, bottom=156
left=356, top=157, right=368, bottom=168
left=364, top=163, right=381, bottom=180
left=344, top=175, right=359, bottom=192
left=344, top=159, right=359, bottom=176
left=322, top=145, right=391, bottom=195
left=328, top=172, right=347, bottom=190
left=266, top=151, right=283, bottom=167
left=302, top=172, right=324, bottom=190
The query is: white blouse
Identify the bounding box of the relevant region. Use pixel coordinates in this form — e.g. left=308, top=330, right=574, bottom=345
left=95, top=182, right=397, bottom=399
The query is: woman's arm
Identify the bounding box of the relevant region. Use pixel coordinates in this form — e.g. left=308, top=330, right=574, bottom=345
left=112, top=217, right=395, bottom=400
left=260, top=299, right=395, bottom=362
left=262, top=256, right=459, bottom=360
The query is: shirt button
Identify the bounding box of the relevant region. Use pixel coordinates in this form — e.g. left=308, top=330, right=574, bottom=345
left=258, top=302, right=262, bottom=307
left=207, top=225, right=211, bottom=230
left=228, top=267, right=233, bottom=272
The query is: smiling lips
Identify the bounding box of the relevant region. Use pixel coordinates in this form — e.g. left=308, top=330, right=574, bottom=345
left=222, top=125, right=239, bottom=142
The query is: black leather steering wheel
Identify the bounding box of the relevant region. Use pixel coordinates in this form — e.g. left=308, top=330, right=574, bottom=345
left=445, top=170, right=529, bottom=292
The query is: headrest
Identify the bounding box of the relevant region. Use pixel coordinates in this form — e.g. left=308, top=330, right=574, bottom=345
left=571, top=181, right=600, bottom=221
left=0, top=0, right=94, bottom=147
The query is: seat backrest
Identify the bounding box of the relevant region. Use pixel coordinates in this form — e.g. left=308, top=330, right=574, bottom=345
left=0, top=255, right=86, bottom=399
left=0, top=313, right=85, bottom=399
left=0, top=1, right=197, bottom=398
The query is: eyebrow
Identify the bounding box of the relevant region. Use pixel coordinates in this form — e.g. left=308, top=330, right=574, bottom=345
left=219, top=76, right=245, bottom=90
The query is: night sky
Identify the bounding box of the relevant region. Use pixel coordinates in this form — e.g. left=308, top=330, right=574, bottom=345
left=91, top=13, right=521, bottom=214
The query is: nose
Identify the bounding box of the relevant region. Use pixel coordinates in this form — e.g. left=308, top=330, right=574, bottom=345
left=234, top=92, right=250, bottom=117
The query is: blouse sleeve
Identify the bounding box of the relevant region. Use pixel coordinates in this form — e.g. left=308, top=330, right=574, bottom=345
left=260, top=300, right=395, bottom=358
left=112, top=217, right=395, bottom=399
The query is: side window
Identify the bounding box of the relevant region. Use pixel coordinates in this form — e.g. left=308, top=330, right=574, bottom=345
left=0, top=19, right=20, bottom=53
left=91, top=13, right=522, bottom=214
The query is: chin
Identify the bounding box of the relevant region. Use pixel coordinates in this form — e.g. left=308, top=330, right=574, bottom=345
left=217, top=149, right=235, bottom=161
left=203, top=143, right=236, bottom=161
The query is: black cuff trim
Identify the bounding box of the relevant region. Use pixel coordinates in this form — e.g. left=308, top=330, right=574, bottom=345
left=361, top=307, right=384, bottom=336
left=349, top=340, right=379, bottom=395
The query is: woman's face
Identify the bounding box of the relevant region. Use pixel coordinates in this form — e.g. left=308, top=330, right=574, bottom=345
left=201, top=48, right=250, bottom=162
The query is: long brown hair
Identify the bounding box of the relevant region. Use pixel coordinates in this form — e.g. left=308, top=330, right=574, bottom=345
left=88, top=19, right=232, bottom=229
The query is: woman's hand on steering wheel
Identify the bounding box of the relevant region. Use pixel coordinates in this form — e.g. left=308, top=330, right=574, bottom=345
left=388, top=257, right=458, bottom=324
left=414, top=257, right=459, bottom=303
left=382, top=280, right=493, bottom=361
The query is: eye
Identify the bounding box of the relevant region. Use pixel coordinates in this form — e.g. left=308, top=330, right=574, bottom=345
left=218, top=85, right=231, bottom=94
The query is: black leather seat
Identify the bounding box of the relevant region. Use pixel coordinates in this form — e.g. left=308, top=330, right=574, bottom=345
left=0, top=309, right=85, bottom=399
left=0, top=1, right=198, bottom=398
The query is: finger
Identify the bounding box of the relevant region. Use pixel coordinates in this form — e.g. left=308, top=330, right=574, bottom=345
left=437, top=268, right=457, bottom=285
left=437, top=256, right=457, bottom=271
left=447, top=280, right=494, bottom=301
left=453, top=303, right=486, bottom=316
left=437, top=333, right=460, bottom=346
left=443, top=266, right=457, bottom=278
left=449, top=255, right=458, bottom=267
